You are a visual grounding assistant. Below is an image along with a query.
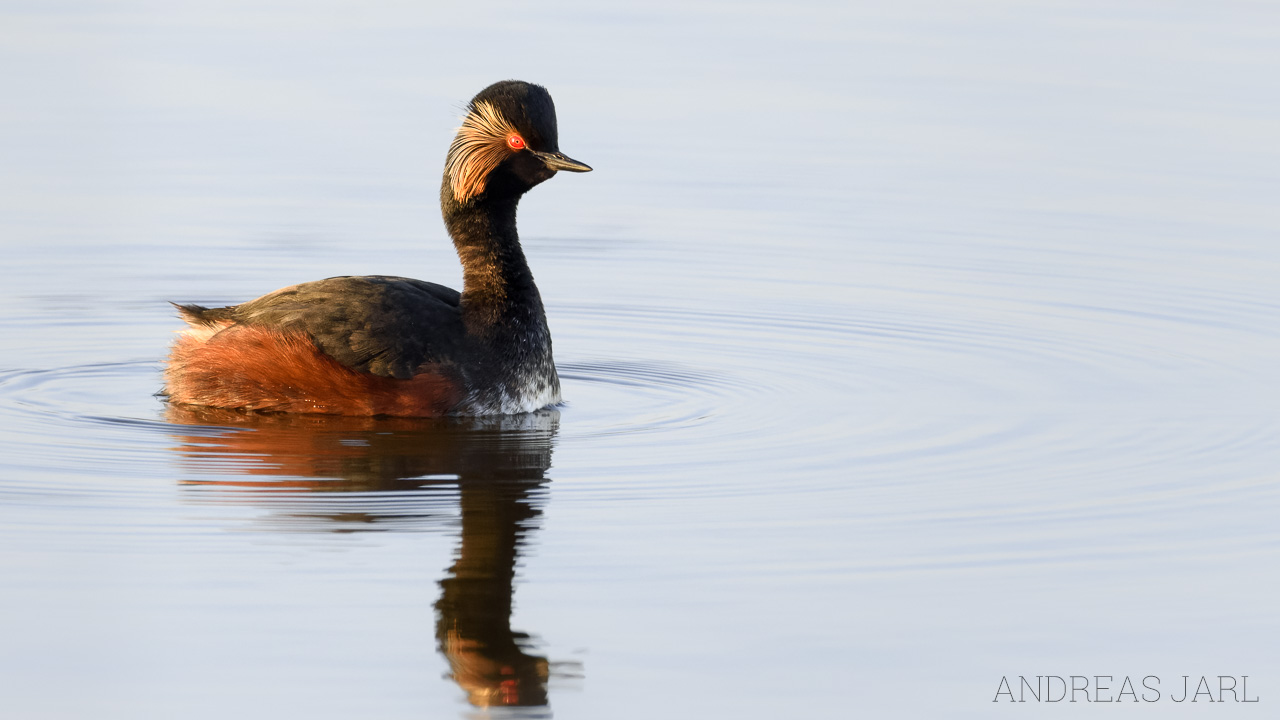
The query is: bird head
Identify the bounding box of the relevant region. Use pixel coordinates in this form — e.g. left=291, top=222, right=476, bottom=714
left=444, top=80, right=591, bottom=204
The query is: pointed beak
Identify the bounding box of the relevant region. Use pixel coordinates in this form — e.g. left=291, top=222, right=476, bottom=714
left=534, top=150, right=592, bottom=173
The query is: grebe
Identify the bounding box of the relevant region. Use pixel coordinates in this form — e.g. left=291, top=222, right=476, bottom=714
left=164, top=80, right=591, bottom=416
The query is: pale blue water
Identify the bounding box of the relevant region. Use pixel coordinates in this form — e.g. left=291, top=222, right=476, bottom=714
left=1, top=2, right=1278, bottom=717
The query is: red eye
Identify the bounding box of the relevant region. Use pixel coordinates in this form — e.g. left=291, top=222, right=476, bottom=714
left=508, top=135, right=525, bottom=149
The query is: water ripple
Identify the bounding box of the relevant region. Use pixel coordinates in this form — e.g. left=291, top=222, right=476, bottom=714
left=0, top=288, right=1275, bottom=551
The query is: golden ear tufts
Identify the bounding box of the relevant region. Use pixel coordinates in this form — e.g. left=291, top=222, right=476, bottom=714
left=446, top=101, right=520, bottom=203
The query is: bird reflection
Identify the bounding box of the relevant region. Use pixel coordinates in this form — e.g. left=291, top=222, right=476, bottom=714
left=165, top=404, right=566, bottom=709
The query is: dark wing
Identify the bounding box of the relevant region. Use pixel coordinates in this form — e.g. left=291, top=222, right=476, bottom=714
left=177, top=276, right=464, bottom=379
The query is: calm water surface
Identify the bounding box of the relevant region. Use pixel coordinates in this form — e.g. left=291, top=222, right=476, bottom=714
left=2, top=2, right=1279, bottom=718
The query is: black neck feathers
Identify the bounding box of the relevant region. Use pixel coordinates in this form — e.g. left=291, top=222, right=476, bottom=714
left=441, top=182, right=546, bottom=336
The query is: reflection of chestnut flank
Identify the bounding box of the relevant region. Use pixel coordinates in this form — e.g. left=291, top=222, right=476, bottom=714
left=164, top=80, right=591, bottom=417
left=164, top=407, right=561, bottom=708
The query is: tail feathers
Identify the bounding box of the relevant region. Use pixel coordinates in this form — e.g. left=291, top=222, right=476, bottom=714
left=171, top=302, right=237, bottom=328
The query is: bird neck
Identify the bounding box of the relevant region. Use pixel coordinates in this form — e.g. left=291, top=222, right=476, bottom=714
left=438, top=172, right=561, bottom=413
left=443, top=193, right=544, bottom=330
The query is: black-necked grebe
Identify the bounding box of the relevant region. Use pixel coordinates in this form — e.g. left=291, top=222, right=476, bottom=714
left=164, top=80, right=591, bottom=416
